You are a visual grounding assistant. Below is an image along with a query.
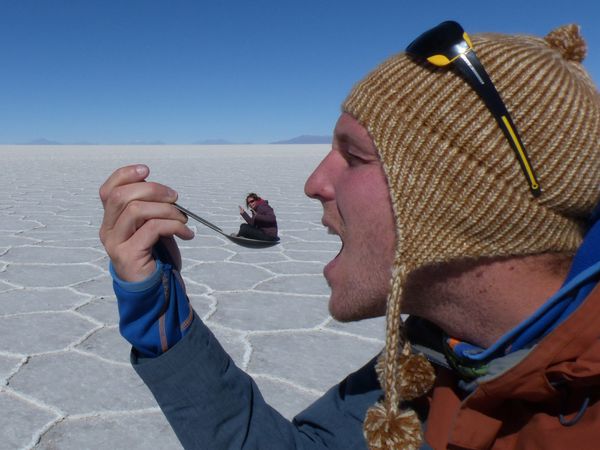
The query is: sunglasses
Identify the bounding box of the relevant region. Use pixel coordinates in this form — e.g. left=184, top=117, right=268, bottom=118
left=406, top=21, right=541, bottom=197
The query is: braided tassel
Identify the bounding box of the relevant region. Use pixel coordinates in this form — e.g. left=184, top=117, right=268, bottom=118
left=364, top=264, right=435, bottom=449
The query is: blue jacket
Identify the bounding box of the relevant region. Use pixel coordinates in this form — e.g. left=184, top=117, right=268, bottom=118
left=111, top=210, right=600, bottom=449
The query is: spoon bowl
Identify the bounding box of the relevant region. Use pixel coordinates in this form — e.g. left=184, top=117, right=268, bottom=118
left=173, top=203, right=280, bottom=248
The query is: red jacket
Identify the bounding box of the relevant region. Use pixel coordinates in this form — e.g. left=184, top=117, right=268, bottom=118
left=241, top=199, right=278, bottom=237
left=423, top=284, right=600, bottom=449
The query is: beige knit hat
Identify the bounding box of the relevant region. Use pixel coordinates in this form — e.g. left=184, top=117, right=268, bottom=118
left=343, top=23, right=600, bottom=449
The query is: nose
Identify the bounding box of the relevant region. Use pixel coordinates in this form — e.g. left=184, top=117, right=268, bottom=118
left=304, top=149, right=339, bottom=202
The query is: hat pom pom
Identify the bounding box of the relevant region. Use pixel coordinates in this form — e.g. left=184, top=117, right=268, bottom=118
left=544, top=24, right=587, bottom=62
left=397, top=353, right=436, bottom=400
left=364, top=402, right=423, bottom=450
left=375, top=346, right=436, bottom=401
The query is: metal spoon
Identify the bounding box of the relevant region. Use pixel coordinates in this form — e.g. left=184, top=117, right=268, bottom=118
left=173, top=203, right=280, bottom=248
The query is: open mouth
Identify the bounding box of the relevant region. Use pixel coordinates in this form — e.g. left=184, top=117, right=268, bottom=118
left=324, top=237, right=344, bottom=280
left=325, top=225, right=343, bottom=253
left=322, top=218, right=344, bottom=277
left=332, top=240, right=343, bottom=257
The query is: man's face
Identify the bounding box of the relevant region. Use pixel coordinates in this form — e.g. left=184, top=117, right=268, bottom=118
left=304, top=113, right=396, bottom=321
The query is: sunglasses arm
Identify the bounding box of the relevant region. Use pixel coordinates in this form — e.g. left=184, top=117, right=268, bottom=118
left=454, top=51, right=541, bottom=196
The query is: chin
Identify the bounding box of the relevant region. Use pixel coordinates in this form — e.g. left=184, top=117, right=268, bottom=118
left=328, top=297, right=353, bottom=322
left=329, top=309, right=355, bottom=323
left=328, top=297, right=385, bottom=323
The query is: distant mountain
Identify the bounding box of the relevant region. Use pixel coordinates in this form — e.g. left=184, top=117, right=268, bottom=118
left=192, top=138, right=235, bottom=145
left=22, top=138, right=62, bottom=145
left=270, top=135, right=331, bottom=144
left=11, top=135, right=332, bottom=146
left=128, top=140, right=165, bottom=145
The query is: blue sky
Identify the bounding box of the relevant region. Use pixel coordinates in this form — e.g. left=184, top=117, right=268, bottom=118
left=1, top=0, right=598, bottom=144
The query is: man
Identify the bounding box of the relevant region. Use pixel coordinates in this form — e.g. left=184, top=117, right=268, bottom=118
left=100, top=22, right=600, bottom=449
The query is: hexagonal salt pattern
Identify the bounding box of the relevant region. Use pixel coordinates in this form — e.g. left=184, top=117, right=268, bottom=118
left=0, top=145, right=386, bottom=449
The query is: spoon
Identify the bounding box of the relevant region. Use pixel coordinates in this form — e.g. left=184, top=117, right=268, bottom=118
left=173, top=203, right=280, bottom=248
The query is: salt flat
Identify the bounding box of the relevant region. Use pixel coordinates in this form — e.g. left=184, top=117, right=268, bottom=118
left=0, top=145, right=385, bottom=450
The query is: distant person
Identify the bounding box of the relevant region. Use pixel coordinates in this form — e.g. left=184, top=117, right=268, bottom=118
left=237, top=192, right=279, bottom=241
left=99, top=22, right=600, bottom=449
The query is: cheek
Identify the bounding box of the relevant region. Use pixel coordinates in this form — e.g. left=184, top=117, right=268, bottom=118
left=357, top=168, right=397, bottom=268
left=347, top=168, right=395, bottom=232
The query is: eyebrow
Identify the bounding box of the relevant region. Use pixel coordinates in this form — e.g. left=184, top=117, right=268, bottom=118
left=335, top=131, right=377, bottom=158
left=335, top=132, right=362, bottom=150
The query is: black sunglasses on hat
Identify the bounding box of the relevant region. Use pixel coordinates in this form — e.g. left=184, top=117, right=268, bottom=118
left=406, top=21, right=541, bottom=197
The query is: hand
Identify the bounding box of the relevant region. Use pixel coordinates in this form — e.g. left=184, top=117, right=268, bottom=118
left=239, top=205, right=245, bottom=214
left=99, top=164, right=194, bottom=282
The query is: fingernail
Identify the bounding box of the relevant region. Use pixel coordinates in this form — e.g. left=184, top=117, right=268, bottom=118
left=167, top=188, right=178, bottom=199
left=135, top=165, right=148, bottom=176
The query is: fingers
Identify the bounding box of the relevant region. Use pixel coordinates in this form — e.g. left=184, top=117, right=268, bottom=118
left=108, top=217, right=194, bottom=282
left=99, top=164, right=149, bottom=206
left=101, top=196, right=193, bottom=260
left=99, top=164, right=184, bottom=245
left=99, top=164, right=177, bottom=228
left=128, top=218, right=195, bottom=252
left=101, top=181, right=178, bottom=233
left=110, top=201, right=188, bottom=244
left=99, top=164, right=197, bottom=282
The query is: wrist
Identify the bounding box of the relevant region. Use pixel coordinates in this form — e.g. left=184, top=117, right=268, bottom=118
left=110, top=259, right=162, bottom=292
left=112, top=259, right=157, bottom=283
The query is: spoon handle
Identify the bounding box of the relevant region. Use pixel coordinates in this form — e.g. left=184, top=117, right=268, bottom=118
left=173, top=203, right=224, bottom=234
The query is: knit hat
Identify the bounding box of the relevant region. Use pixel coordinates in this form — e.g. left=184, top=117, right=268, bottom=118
left=343, top=24, right=600, bottom=449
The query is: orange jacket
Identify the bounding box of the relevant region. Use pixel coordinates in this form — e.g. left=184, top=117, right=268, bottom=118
left=423, top=284, right=600, bottom=449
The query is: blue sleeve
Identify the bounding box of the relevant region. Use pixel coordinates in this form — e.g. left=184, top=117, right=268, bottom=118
left=131, top=313, right=380, bottom=449
left=110, top=259, right=194, bottom=358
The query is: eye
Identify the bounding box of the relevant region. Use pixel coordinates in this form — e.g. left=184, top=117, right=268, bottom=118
left=335, top=136, right=375, bottom=167
left=346, top=152, right=368, bottom=167
left=341, top=146, right=374, bottom=167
